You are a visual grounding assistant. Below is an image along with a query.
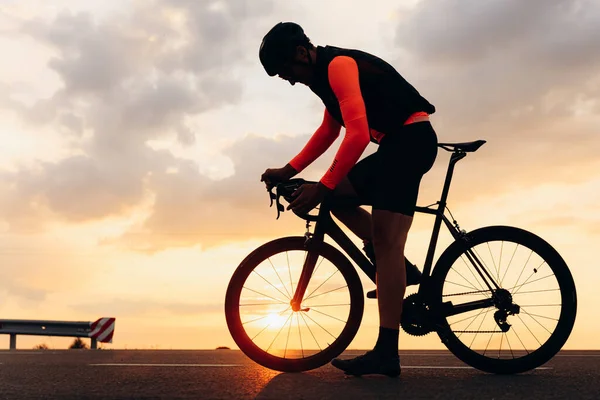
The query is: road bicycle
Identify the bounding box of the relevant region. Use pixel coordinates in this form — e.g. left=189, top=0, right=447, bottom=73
left=225, top=139, right=577, bottom=374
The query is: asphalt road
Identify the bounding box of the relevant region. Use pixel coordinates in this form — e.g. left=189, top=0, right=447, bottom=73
left=1, top=349, right=599, bottom=399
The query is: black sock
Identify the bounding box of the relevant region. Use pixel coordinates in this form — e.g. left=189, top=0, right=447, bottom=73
left=373, top=326, right=399, bottom=357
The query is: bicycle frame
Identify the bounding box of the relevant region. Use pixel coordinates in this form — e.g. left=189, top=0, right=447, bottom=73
left=289, top=150, right=500, bottom=316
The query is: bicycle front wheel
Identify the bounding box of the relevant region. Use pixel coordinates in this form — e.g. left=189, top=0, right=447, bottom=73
left=225, top=237, right=364, bottom=372
left=431, top=226, right=577, bottom=374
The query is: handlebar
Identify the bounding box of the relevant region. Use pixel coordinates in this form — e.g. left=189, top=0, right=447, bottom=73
left=267, top=178, right=320, bottom=221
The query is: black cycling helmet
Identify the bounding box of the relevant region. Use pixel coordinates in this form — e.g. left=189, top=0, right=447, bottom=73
left=259, top=22, right=310, bottom=76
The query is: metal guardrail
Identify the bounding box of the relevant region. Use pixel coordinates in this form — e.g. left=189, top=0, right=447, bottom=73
left=0, top=317, right=116, bottom=350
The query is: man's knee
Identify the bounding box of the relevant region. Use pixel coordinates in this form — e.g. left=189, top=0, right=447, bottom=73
left=329, top=179, right=361, bottom=209
left=332, top=176, right=358, bottom=197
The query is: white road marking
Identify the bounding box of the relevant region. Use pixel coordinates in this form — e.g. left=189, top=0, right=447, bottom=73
left=401, top=366, right=552, bottom=370
left=86, top=363, right=553, bottom=370
left=89, top=363, right=244, bottom=367
left=556, top=354, right=600, bottom=357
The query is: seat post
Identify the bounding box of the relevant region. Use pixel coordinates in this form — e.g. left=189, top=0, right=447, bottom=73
left=438, top=151, right=466, bottom=209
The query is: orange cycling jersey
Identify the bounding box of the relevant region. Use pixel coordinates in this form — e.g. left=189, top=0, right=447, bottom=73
left=289, top=53, right=432, bottom=189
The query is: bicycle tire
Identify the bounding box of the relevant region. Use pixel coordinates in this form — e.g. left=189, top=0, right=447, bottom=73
left=431, top=225, right=577, bottom=374
left=225, top=236, right=364, bottom=372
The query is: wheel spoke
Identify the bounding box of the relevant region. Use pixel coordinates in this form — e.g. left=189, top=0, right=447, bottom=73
left=242, top=287, right=288, bottom=305
left=498, top=241, right=504, bottom=284
left=498, top=331, right=503, bottom=359
left=511, top=249, right=534, bottom=295
left=472, top=246, right=500, bottom=289
left=286, top=251, right=294, bottom=298
left=252, top=269, right=291, bottom=301
left=300, top=312, right=322, bottom=351
left=243, top=314, right=271, bottom=326
left=310, top=308, right=347, bottom=324
left=266, top=312, right=294, bottom=353
left=297, top=313, right=304, bottom=358
left=512, top=260, right=548, bottom=296
left=304, top=285, right=348, bottom=302
left=268, top=256, right=292, bottom=299
left=469, top=308, right=491, bottom=348
left=250, top=306, right=291, bottom=341
left=302, top=311, right=337, bottom=340
left=511, top=324, right=530, bottom=354
left=509, top=274, right=555, bottom=293
left=513, top=288, right=560, bottom=296
left=517, top=314, right=542, bottom=346
left=284, top=311, right=293, bottom=358
left=521, top=308, right=554, bottom=335
left=304, top=268, right=340, bottom=302
left=457, top=306, right=489, bottom=340
left=483, top=324, right=495, bottom=356
left=445, top=280, right=481, bottom=291
left=486, top=241, right=499, bottom=284
left=451, top=262, right=482, bottom=292
left=518, top=312, right=558, bottom=322
left=451, top=312, right=483, bottom=327
left=459, top=255, right=486, bottom=291
left=505, top=332, right=515, bottom=359
left=518, top=304, right=561, bottom=307
left=501, top=244, right=519, bottom=287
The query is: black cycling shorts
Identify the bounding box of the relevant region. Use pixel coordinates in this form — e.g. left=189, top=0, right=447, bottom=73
left=346, top=121, right=438, bottom=216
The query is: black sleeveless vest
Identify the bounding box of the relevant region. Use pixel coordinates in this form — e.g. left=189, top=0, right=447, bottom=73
left=309, top=45, right=435, bottom=142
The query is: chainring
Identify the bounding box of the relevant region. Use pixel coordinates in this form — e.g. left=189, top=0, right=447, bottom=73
left=400, top=293, right=433, bottom=336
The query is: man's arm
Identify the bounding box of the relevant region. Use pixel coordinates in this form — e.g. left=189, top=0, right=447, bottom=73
left=319, top=56, right=371, bottom=189
left=288, top=108, right=342, bottom=173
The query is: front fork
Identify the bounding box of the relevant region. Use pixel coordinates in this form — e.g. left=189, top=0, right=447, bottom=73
left=290, top=218, right=324, bottom=312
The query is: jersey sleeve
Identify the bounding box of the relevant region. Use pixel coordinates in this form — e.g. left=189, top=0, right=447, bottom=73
left=289, top=108, right=342, bottom=173
left=319, top=56, right=371, bottom=189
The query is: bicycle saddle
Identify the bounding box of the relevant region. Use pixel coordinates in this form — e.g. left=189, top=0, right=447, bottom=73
left=438, top=140, right=486, bottom=152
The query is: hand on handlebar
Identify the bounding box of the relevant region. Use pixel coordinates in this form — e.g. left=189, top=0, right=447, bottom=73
left=287, top=182, right=332, bottom=215
left=260, top=164, right=298, bottom=190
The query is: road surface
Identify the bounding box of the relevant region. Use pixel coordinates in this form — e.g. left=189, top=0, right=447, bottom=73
left=1, top=349, right=599, bottom=399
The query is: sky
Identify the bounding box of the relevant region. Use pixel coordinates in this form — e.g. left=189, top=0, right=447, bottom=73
left=0, top=0, right=599, bottom=351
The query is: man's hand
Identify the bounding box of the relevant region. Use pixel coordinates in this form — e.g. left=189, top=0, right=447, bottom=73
left=260, top=164, right=298, bottom=190
left=287, top=182, right=333, bottom=214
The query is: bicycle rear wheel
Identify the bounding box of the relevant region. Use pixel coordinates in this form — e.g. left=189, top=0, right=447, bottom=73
left=225, top=237, right=364, bottom=372
left=431, top=226, right=577, bottom=374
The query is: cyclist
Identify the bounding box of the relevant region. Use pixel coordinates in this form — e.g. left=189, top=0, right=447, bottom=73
left=259, top=22, right=438, bottom=377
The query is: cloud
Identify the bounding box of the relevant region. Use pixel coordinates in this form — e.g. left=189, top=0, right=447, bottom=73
left=394, top=0, right=600, bottom=124
left=71, top=298, right=223, bottom=318
left=389, top=0, right=600, bottom=204
left=0, top=281, right=47, bottom=306
left=1, top=0, right=599, bottom=255
left=103, top=132, right=342, bottom=252
left=0, top=0, right=277, bottom=233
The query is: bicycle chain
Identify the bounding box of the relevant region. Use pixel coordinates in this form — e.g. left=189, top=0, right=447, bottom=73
left=442, top=289, right=491, bottom=297
left=452, top=330, right=503, bottom=334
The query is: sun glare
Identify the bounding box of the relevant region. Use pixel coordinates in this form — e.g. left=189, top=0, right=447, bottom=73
left=265, top=312, right=289, bottom=330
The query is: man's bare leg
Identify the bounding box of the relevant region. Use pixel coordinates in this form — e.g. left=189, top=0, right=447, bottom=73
left=372, top=210, right=412, bottom=328
left=330, top=209, right=411, bottom=377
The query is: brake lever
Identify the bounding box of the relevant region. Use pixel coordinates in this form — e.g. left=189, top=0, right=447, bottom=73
left=275, top=195, right=284, bottom=220
left=268, top=187, right=276, bottom=207
left=267, top=185, right=286, bottom=219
